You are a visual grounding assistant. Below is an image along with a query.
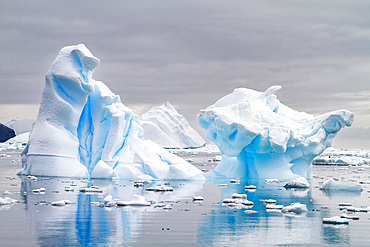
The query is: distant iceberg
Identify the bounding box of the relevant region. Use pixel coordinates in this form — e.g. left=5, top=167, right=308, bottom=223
left=19, top=44, right=204, bottom=180
left=198, top=86, right=353, bottom=180
left=140, top=102, right=205, bottom=149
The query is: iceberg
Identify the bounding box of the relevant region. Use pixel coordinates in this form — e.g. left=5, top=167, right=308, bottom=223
left=319, top=179, right=363, bottom=192
left=140, top=102, right=206, bottom=149
left=198, top=86, right=353, bottom=180
left=19, top=44, right=204, bottom=180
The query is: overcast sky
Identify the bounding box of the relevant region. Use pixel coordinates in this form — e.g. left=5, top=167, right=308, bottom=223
left=1, top=0, right=369, bottom=149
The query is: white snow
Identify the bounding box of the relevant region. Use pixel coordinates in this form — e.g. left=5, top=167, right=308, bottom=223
left=281, top=202, right=308, bottom=214
left=319, top=179, right=363, bottom=192
left=323, top=216, right=349, bottom=224
left=140, top=102, right=205, bottom=149
left=284, top=176, right=310, bottom=188
left=18, top=44, right=204, bottom=181
left=0, top=197, right=19, bottom=205
left=198, top=86, right=353, bottom=180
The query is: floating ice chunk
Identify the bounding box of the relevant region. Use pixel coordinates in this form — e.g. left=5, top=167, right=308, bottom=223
left=265, top=179, right=279, bottom=183
left=319, top=179, right=363, bottom=192
left=341, top=214, right=359, bottom=220
left=281, top=203, right=308, bottom=214
left=223, top=198, right=253, bottom=206
left=2, top=190, right=11, bottom=195
left=339, top=203, right=352, bottom=207
left=230, top=179, right=240, bottom=184
left=284, top=176, right=310, bottom=188
left=163, top=205, right=172, bottom=210
left=232, top=193, right=248, bottom=199
left=51, top=200, right=74, bottom=206
left=244, top=210, right=258, bottom=214
left=245, top=185, right=257, bottom=190
left=145, top=186, right=174, bottom=192
left=140, top=102, right=206, bottom=149
left=80, top=187, right=103, bottom=193
left=346, top=206, right=368, bottom=212
left=323, top=216, right=349, bottom=224
left=266, top=204, right=284, bottom=210
left=116, top=194, right=151, bottom=206
left=32, top=188, right=46, bottom=194
left=0, top=197, right=19, bottom=205
left=261, top=199, right=277, bottom=204
left=192, top=196, right=204, bottom=201
left=91, top=160, right=118, bottom=179
left=26, top=175, right=37, bottom=181
left=198, top=86, right=353, bottom=180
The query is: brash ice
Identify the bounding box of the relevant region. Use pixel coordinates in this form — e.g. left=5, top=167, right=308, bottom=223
left=19, top=44, right=204, bottom=180
left=198, top=86, right=353, bottom=180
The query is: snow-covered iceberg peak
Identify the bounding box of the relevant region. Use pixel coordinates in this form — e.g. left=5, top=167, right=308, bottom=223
left=140, top=101, right=206, bottom=149
left=20, top=44, right=204, bottom=180
left=198, top=86, right=353, bottom=180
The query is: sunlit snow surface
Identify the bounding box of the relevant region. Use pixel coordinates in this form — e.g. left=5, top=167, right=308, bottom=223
left=198, top=86, right=353, bottom=180
left=19, top=44, right=203, bottom=180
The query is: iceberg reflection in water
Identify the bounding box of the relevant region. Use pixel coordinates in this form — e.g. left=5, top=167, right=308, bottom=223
left=0, top=153, right=369, bottom=246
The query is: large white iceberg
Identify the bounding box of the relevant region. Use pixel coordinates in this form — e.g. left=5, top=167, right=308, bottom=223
left=19, top=44, right=204, bottom=180
left=198, top=86, right=353, bottom=180
left=140, top=102, right=205, bottom=149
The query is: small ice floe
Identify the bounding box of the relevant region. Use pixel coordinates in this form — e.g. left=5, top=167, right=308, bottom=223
left=281, top=203, right=308, bottom=214
left=51, top=200, right=74, bottom=206
left=90, top=202, right=100, bottom=205
left=339, top=203, right=352, bottom=207
left=103, top=195, right=117, bottom=207
left=80, top=187, right=103, bottom=193
left=230, top=179, right=240, bottom=184
left=222, top=198, right=253, bottom=208
left=0, top=196, right=19, bottom=205
left=26, top=175, right=38, bottom=181
left=32, top=188, right=46, bottom=194
left=261, top=199, right=276, bottom=204
left=341, top=213, right=359, bottom=220
left=145, top=185, right=174, bottom=192
left=245, top=185, right=257, bottom=190
left=2, top=190, right=11, bottom=195
left=284, top=176, right=310, bottom=189
left=192, top=196, right=204, bottom=201
left=265, top=179, right=279, bottom=183
left=244, top=210, right=257, bottom=214
left=64, top=187, right=74, bottom=192
left=323, top=216, right=349, bottom=225
left=133, top=182, right=144, bottom=187
left=116, top=194, right=151, bottom=206
left=266, top=204, right=284, bottom=210
left=346, top=206, right=368, bottom=212
left=232, top=193, right=248, bottom=199
left=81, top=180, right=90, bottom=183
left=218, top=184, right=228, bottom=187
left=319, top=179, right=363, bottom=192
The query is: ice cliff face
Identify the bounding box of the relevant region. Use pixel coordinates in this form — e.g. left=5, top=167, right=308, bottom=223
left=198, top=86, right=353, bottom=180
left=140, top=102, right=206, bottom=149
left=20, top=44, right=204, bottom=180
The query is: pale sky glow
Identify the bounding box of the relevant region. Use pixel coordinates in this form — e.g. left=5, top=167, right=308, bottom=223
left=0, top=0, right=369, bottom=149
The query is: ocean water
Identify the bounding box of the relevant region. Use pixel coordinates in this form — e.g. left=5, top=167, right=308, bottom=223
left=0, top=150, right=369, bottom=246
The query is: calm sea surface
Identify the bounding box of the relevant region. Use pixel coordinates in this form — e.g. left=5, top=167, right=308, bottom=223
left=1, top=150, right=369, bottom=246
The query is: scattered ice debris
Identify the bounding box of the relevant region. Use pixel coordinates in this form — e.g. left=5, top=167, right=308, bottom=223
left=232, top=193, right=248, bottom=199
left=319, top=179, right=363, bottom=192
left=265, top=179, right=279, bottom=183
left=266, top=204, right=284, bottom=210
left=103, top=195, right=117, bottom=207
left=0, top=197, right=19, bottom=205
left=261, top=199, right=277, bottom=204
left=339, top=203, right=352, bottom=207
left=145, top=186, right=174, bottom=192
left=32, top=188, right=46, bottom=194
left=163, top=205, right=172, bottom=210
left=116, top=194, right=151, bottom=206
left=341, top=214, right=360, bottom=220
left=80, top=187, right=103, bottom=193
left=222, top=198, right=253, bottom=207
left=51, top=200, right=74, bottom=206
left=281, top=203, right=308, bottom=214
left=284, top=176, right=310, bottom=189
left=245, top=185, right=257, bottom=190
left=192, top=196, right=204, bottom=201
left=230, top=179, right=240, bottom=184
left=323, top=216, right=349, bottom=225
left=2, top=190, right=11, bottom=195
left=218, top=184, right=228, bottom=187
left=133, top=182, right=144, bottom=187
